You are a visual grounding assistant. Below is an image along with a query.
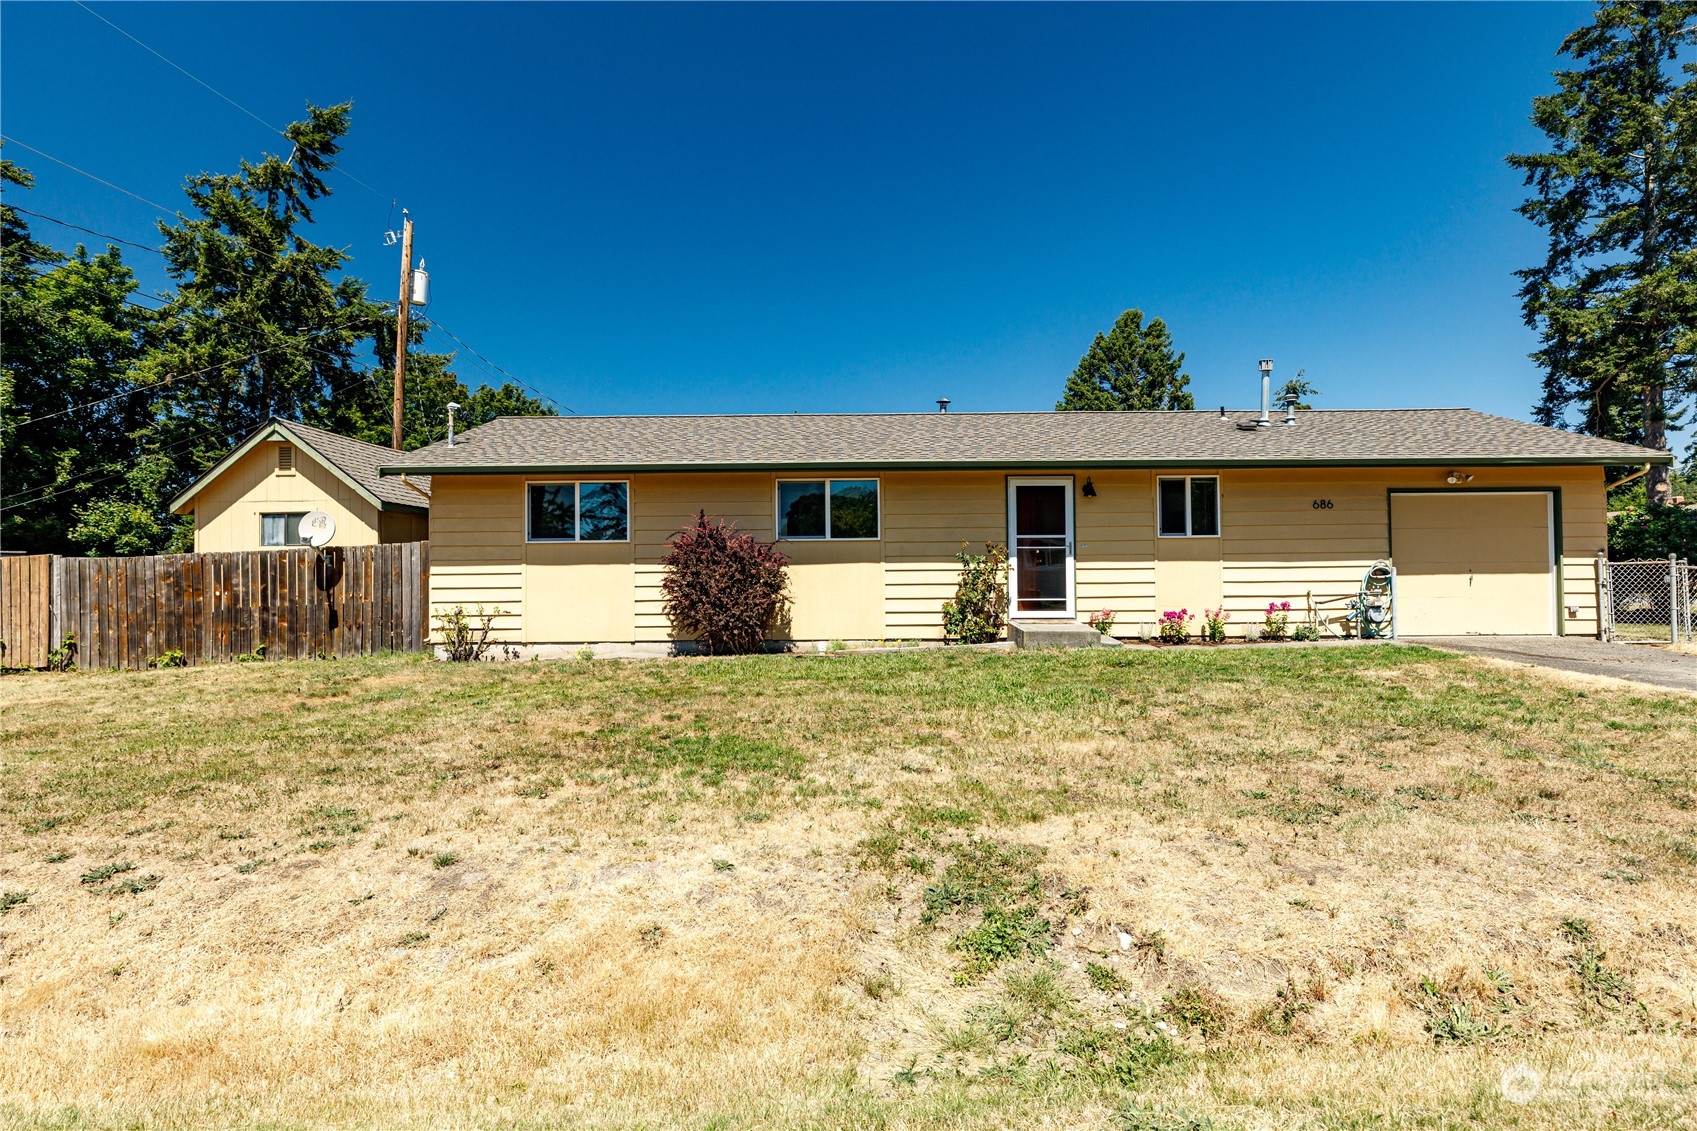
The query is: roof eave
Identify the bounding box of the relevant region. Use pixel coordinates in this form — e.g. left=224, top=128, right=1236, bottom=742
left=380, top=453, right=1671, bottom=476
left=170, top=419, right=389, bottom=514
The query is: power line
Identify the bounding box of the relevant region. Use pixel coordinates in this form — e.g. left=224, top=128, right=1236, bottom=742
left=73, top=1, right=389, bottom=203
left=8, top=206, right=165, bottom=255
left=6, top=306, right=378, bottom=429
left=425, top=319, right=578, bottom=415
left=0, top=134, right=177, bottom=215
left=75, top=1, right=278, bottom=135
left=1, top=362, right=390, bottom=513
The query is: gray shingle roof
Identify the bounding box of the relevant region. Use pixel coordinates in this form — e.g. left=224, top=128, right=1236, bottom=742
left=377, top=409, right=1668, bottom=475
left=279, top=420, right=431, bottom=508
left=169, top=419, right=431, bottom=514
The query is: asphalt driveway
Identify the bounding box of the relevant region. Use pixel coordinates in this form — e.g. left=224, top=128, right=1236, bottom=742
left=1414, top=636, right=1697, bottom=693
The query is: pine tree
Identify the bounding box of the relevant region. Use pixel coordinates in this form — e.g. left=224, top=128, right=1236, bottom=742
left=1509, top=1, right=1697, bottom=505
left=137, top=104, right=386, bottom=524
left=1056, top=309, right=1194, bottom=411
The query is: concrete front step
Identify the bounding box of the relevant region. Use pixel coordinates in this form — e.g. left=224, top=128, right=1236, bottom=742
left=1008, top=620, right=1122, bottom=649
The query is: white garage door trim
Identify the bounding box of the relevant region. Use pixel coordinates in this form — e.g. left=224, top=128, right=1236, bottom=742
left=1388, top=489, right=1559, bottom=636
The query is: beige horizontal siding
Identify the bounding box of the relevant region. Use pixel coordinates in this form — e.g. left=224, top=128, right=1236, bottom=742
left=422, top=463, right=1611, bottom=645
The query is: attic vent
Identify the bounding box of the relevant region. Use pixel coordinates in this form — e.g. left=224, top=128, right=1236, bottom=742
left=278, top=444, right=295, bottom=472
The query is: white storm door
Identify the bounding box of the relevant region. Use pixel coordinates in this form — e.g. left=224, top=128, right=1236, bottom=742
left=1008, top=477, right=1075, bottom=619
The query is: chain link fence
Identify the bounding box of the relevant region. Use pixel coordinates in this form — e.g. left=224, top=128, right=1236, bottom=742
left=1600, top=555, right=1694, bottom=644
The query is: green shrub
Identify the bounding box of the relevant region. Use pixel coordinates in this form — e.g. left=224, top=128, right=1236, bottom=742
left=436, top=606, right=501, bottom=662
left=46, top=633, right=76, bottom=673
left=942, top=542, right=1008, bottom=643
left=1609, top=503, right=1697, bottom=560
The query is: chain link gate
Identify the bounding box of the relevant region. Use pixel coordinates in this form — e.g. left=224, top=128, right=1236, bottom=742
left=1599, top=554, right=1694, bottom=643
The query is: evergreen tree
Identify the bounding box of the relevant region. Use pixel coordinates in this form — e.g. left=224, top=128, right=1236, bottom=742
left=1056, top=309, right=1194, bottom=411
left=313, top=314, right=556, bottom=450
left=121, top=103, right=386, bottom=549
left=1509, top=1, right=1697, bottom=505
left=0, top=158, right=153, bottom=554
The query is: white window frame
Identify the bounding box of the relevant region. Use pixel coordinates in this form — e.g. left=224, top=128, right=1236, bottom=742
left=260, top=511, right=307, bottom=548
left=774, top=477, right=882, bottom=541
left=525, top=480, right=632, bottom=543
left=1157, top=475, right=1221, bottom=538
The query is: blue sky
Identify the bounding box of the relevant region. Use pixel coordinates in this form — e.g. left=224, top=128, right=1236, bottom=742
left=5, top=1, right=1636, bottom=434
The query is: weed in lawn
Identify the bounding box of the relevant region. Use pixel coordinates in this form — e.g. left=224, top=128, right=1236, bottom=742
left=0, top=890, right=30, bottom=914
left=44, top=850, right=70, bottom=864
left=398, top=931, right=429, bottom=947
left=107, top=873, right=160, bottom=896
left=1163, top=983, right=1230, bottom=1038
left=432, top=851, right=459, bottom=869
left=1003, top=965, right=1073, bottom=1018
left=107, top=912, right=125, bottom=928
left=861, top=969, right=897, bottom=1001
left=234, top=859, right=268, bottom=874
left=949, top=904, right=1053, bottom=984
left=79, top=861, right=135, bottom=886
left=890, top=1057, right=922, bottom=1087
left=1086, top=961, right=1131, bottom=994
left=711, top=858, right=735, bottom=872
left=296, top=806, right=368, bottom=854
left=1117, top=1104, right=1218, bottom=1131
left=1252, top=977, right=1321, bottom=1037
left=1058, top=1023, right=1184, bottom=1087
left=638, top=924, right=666, bottom=946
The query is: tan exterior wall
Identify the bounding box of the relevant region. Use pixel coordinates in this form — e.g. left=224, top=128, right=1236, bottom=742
left=190, top=440, right=383, bottom=553
left=380, top=510, right=430, bottom=544
left=424, top=463, right=1609, bottom=645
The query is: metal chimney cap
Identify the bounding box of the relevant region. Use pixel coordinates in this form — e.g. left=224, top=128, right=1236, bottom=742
left=1258, top=359, right=1274, bottom=374
left=936, top=398, right=951, bottom=413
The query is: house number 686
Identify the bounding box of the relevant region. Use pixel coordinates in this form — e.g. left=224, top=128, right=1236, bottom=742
left=1311, top=499, right=1334, bottom=509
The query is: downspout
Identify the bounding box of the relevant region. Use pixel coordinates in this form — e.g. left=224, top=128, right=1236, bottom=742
left=1610, top=463, right=1653, bottom=494
left=399, top=474, right=431, bottom=502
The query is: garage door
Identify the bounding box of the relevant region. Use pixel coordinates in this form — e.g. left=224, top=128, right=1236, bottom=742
left=1390, top=492, right=1554, bottom=635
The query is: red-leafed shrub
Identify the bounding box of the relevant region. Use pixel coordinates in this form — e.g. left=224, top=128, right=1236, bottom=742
left=660, top=512, right=790, bottom=655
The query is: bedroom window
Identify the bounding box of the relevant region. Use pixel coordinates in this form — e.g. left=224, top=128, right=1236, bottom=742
left=261, top=512, right=306, bottom=547
left=1157, top=476, right=1220, bottom=537
left=527, top=481, right=630, bottom=542
left=777, top=479, right=880, bottom=539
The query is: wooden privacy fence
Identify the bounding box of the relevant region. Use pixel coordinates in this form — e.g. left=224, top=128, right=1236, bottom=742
left=0, top=542, right=428, bottom=670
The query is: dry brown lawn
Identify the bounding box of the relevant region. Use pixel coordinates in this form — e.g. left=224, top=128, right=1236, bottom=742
left=2, top=644, right=1694, bottom=1129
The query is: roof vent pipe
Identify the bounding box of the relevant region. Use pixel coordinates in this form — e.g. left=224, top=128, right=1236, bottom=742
left=1283, top=392, right=1298, bottom=426
left=1258, top=359, right=1273, bottom=427
left=937, top=398, right=951, bottom=413
left=446, top=401, right=461, bottom=447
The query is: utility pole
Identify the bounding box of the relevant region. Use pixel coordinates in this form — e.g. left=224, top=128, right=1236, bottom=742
left=391, top=211, right=414, bottom=450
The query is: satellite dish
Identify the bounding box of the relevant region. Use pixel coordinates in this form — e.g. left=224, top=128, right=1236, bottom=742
left=300, top=510, right=337, bottom=548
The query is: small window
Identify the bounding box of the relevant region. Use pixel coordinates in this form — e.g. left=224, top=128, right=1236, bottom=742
left=527, top=481, right=629, bottom=542
left=1157, top=476, right=1219, bottom=537
left=261, top=512, right=306, bottom=547
left=277, top=444, right=295, bottom=472
left=777, top=478, right=880, bottom=540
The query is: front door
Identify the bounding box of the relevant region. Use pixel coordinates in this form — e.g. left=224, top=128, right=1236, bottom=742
left=1008, top=477, right=1074, bottom=619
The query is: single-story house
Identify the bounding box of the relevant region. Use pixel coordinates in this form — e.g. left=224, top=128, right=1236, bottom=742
left=170, top=419, right=430, bottom=552
left=378, top=408, right=1668, bottom=649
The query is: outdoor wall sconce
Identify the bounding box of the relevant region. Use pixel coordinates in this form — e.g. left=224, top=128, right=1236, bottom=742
left=1445, top=471, right=1474, bottom=485
left=1082, top=477, right=1097, bottom=498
